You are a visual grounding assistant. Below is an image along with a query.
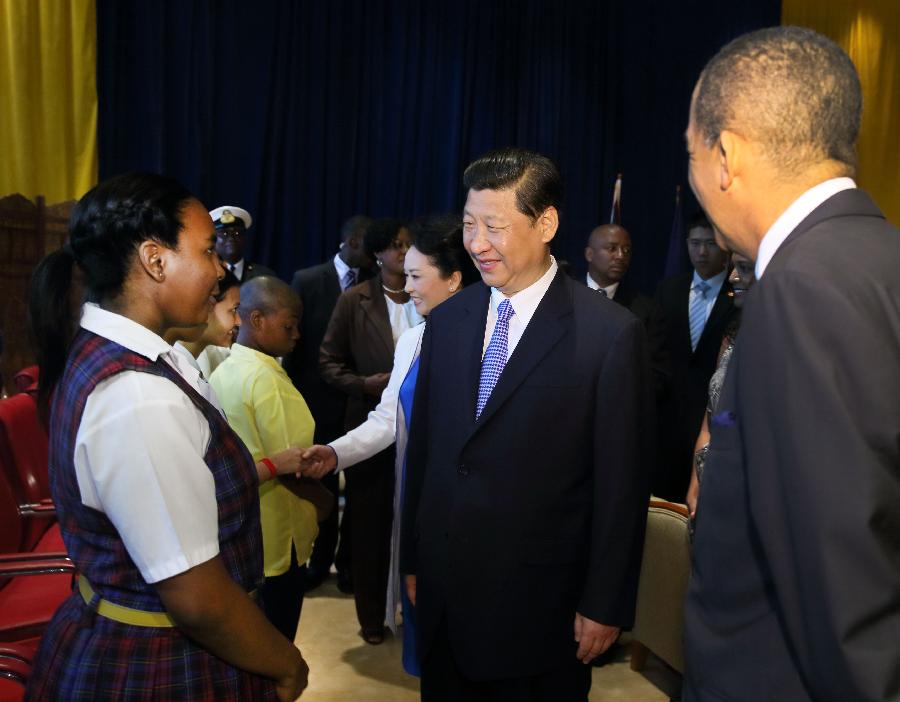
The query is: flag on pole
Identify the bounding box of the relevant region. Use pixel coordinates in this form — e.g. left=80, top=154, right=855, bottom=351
left=608, top=173, right=622, bottom=224
left=662, top=184, right=689, bottom=277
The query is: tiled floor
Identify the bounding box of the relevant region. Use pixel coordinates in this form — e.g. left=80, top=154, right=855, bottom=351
left=296, top=578, right=680, bottom=701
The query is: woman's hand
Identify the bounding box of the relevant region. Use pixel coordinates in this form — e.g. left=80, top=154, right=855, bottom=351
left=275, top=651, right=309, bottom=701
left=363, top=373, right=390, bottom=397
left=300, top=445, right=338, bottom=479
left=405, top=574, right=417, bottom=606
left=686, top=465, right=700, bottom=518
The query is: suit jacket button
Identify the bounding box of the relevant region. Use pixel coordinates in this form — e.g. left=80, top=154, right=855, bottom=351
left=457, top=464, right=469, bottom=476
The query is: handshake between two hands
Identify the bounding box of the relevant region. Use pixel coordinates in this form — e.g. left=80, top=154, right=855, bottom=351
left=268, top=444, right=338, bottom=480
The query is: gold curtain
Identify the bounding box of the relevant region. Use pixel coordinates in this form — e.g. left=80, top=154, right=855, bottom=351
left=782, top=0, right=899, bottom=225
left=0, top=0, right=98, bottom=203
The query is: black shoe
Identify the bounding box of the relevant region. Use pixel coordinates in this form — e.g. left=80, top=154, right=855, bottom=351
left=336, top=570, right=354, bottom=594
left=303, top=566, right=328, bottom=592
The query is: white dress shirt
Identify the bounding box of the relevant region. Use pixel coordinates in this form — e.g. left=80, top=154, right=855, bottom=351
left=755, top=177, right=857, bottom=279
left=329, top=322, right=424, bottom=470
left=689, top=268, right=727, bottom=327
left=333, top=252, right=361, bottom=291
left=226, top=258, right=245, bottom=281
left=483, top=257, right=559, bottom=359
left=76, top=304, right=219, bottom=583
left=586, top=273, right=619, bottom=299
left=385, top=295, right=423, bottom=345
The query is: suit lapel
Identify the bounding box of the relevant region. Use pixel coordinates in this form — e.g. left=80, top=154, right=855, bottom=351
left=768, top=188, right=885, bottom=273
left=698, top=281, right=734, bottom=347
left=322, top=262, right=340, bottom=299
left=360, top=276, right=394, bottom=354
left=464, top=271, right=571, bottom=440
left=456, top=284, right=492, bottom=430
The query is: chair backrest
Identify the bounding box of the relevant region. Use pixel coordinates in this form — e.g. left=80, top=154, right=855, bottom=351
left=0, top=394, right=51, bottom=550
left=0, top=473, right=23, bottom=555
left=631, top=499, right=691, bottom=673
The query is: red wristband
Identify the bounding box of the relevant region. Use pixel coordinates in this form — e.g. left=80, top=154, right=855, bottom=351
left=261, top=458, right=277, bottom=480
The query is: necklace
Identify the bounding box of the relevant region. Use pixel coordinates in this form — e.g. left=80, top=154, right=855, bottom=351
left=382, top=283, right=405, bottom=294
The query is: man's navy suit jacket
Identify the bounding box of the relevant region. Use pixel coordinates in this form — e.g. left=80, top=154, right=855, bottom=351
left=401, top=268, right=652, bottom=681
left=684, top=189, right=900, bottom=701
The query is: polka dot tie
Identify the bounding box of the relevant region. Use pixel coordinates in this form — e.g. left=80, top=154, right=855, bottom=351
left=476, top=299, right=515, bottom=419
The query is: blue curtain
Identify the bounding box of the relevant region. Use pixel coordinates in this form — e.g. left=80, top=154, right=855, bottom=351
left=97, top=0, right=780, bottom=291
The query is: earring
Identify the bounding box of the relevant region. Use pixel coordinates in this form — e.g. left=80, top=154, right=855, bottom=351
left=376, top=258, right=383, bottom=267
left=449, top=285, right=456, bottom=292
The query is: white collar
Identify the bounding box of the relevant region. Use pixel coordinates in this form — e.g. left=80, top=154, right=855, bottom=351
left=333, top=251, right=351, bottom=280
left=80, top=303, right=172, bottom=362
left=172, top=342, right=202, bottom=372
left=229, top=259, right=245, bottom=279
left=490, top=256, right=558, bottom=327
left=586, top=273, right=619, bottom=299
left=755, top=177, right=856, bottom=279
left=692, top=267, right=727, bottom=294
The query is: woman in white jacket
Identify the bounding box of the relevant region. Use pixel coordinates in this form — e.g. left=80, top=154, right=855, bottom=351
left=301, top=215, right=478, bottom=673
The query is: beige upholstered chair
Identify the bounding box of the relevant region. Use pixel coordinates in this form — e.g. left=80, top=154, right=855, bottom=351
left=630, top=499, right=691, bottom=674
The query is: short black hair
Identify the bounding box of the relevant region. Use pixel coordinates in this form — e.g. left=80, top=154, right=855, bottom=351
left=463, top=148, right=563, bottom=222
left=687, top=210, right=712, bottom=233
left=214, top=269, right=240, bottom=302
left=693, top=26, right=861, bottom=175
left=363, top=218, right=406, bottom=257
left=408, top=215, right=480, bottom=287
left=340, top=215, right=372, bottom=243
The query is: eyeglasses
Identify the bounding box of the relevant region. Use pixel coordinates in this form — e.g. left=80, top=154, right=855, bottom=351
left=216, top=228, right=244, bottom=240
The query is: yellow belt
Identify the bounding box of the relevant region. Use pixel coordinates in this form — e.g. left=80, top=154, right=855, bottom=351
left=78, top=577, right=257, bottom=628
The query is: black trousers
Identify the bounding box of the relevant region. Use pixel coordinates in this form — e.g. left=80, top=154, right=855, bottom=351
left=421, top=617, right=592, bottom=702
left=260, top=544, right=305, bottom=642
left=307, top=470, right=351, bottom=577
left=344, top=447, right=395, bottom=632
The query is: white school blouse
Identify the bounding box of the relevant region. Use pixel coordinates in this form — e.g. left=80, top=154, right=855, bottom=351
left=75, top=304, right=220, bottom=583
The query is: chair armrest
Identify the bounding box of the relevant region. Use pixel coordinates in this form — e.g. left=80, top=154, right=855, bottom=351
left=0, top=650, right=31, bottom=684
left=17, top=499, right=56, bottom=517
left=0, top=552, right=74, bottom=577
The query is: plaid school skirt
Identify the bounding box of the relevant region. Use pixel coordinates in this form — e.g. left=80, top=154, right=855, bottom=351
left=25, top=593, right=278, bottom=701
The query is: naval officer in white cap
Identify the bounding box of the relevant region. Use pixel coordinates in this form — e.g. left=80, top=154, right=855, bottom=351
left=210, top=205, right=277, bottom=282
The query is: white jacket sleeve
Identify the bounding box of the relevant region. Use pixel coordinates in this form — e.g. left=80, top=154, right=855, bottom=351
left=329, top=323, right=424, bottom=470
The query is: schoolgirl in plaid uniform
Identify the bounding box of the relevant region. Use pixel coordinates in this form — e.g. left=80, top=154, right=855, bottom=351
left=25, top=173, right=308, bottom=701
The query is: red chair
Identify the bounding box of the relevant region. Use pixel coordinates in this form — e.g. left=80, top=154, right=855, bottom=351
left=0, top=393, right=53, bottom=552
left=10, top=367, right=38, bottom=397
left=0, top=471, right=73, bottom=645
left=0, top=642, right=32, bottom=702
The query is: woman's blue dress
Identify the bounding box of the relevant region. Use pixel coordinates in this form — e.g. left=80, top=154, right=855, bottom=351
left=397, top=355, right=421, bottom=676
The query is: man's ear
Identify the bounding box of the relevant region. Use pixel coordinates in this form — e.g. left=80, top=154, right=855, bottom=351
left=137, top=240, right=166, bottom=282
left=584, top=245, right=594, bottom=264
left=718, top=130, right=745, bottom=191
left=537, top=207, right=559, bottom=244
left=249, top=309, right=265, bottom=329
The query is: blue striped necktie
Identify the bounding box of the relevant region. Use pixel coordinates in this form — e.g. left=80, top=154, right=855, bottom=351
left=689, top=280, right=711, bottom=351
left=476, top=299, right=515, bottom=419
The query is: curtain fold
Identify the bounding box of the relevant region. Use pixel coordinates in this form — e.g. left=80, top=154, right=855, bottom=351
left=95, top=0, right=779, bottom=289
left=0, top=0, right=98, bottom=202
left=782, top=0, right=899, bottom=225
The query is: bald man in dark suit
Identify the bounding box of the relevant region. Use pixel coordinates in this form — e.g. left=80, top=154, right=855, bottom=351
left=683, top=26, right=900, bottom=701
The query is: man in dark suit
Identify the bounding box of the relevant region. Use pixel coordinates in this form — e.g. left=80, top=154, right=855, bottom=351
left=584, top=224, right=668, bottom=399
left=654, top=212, right=735, bottom=502
left=684, top=27, right=900, bottom=701
left=401, top=148, right=652, bottom=700
left=282, top=215, right=372, bottom=592
left=209, top=205, right=277, bottom=282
